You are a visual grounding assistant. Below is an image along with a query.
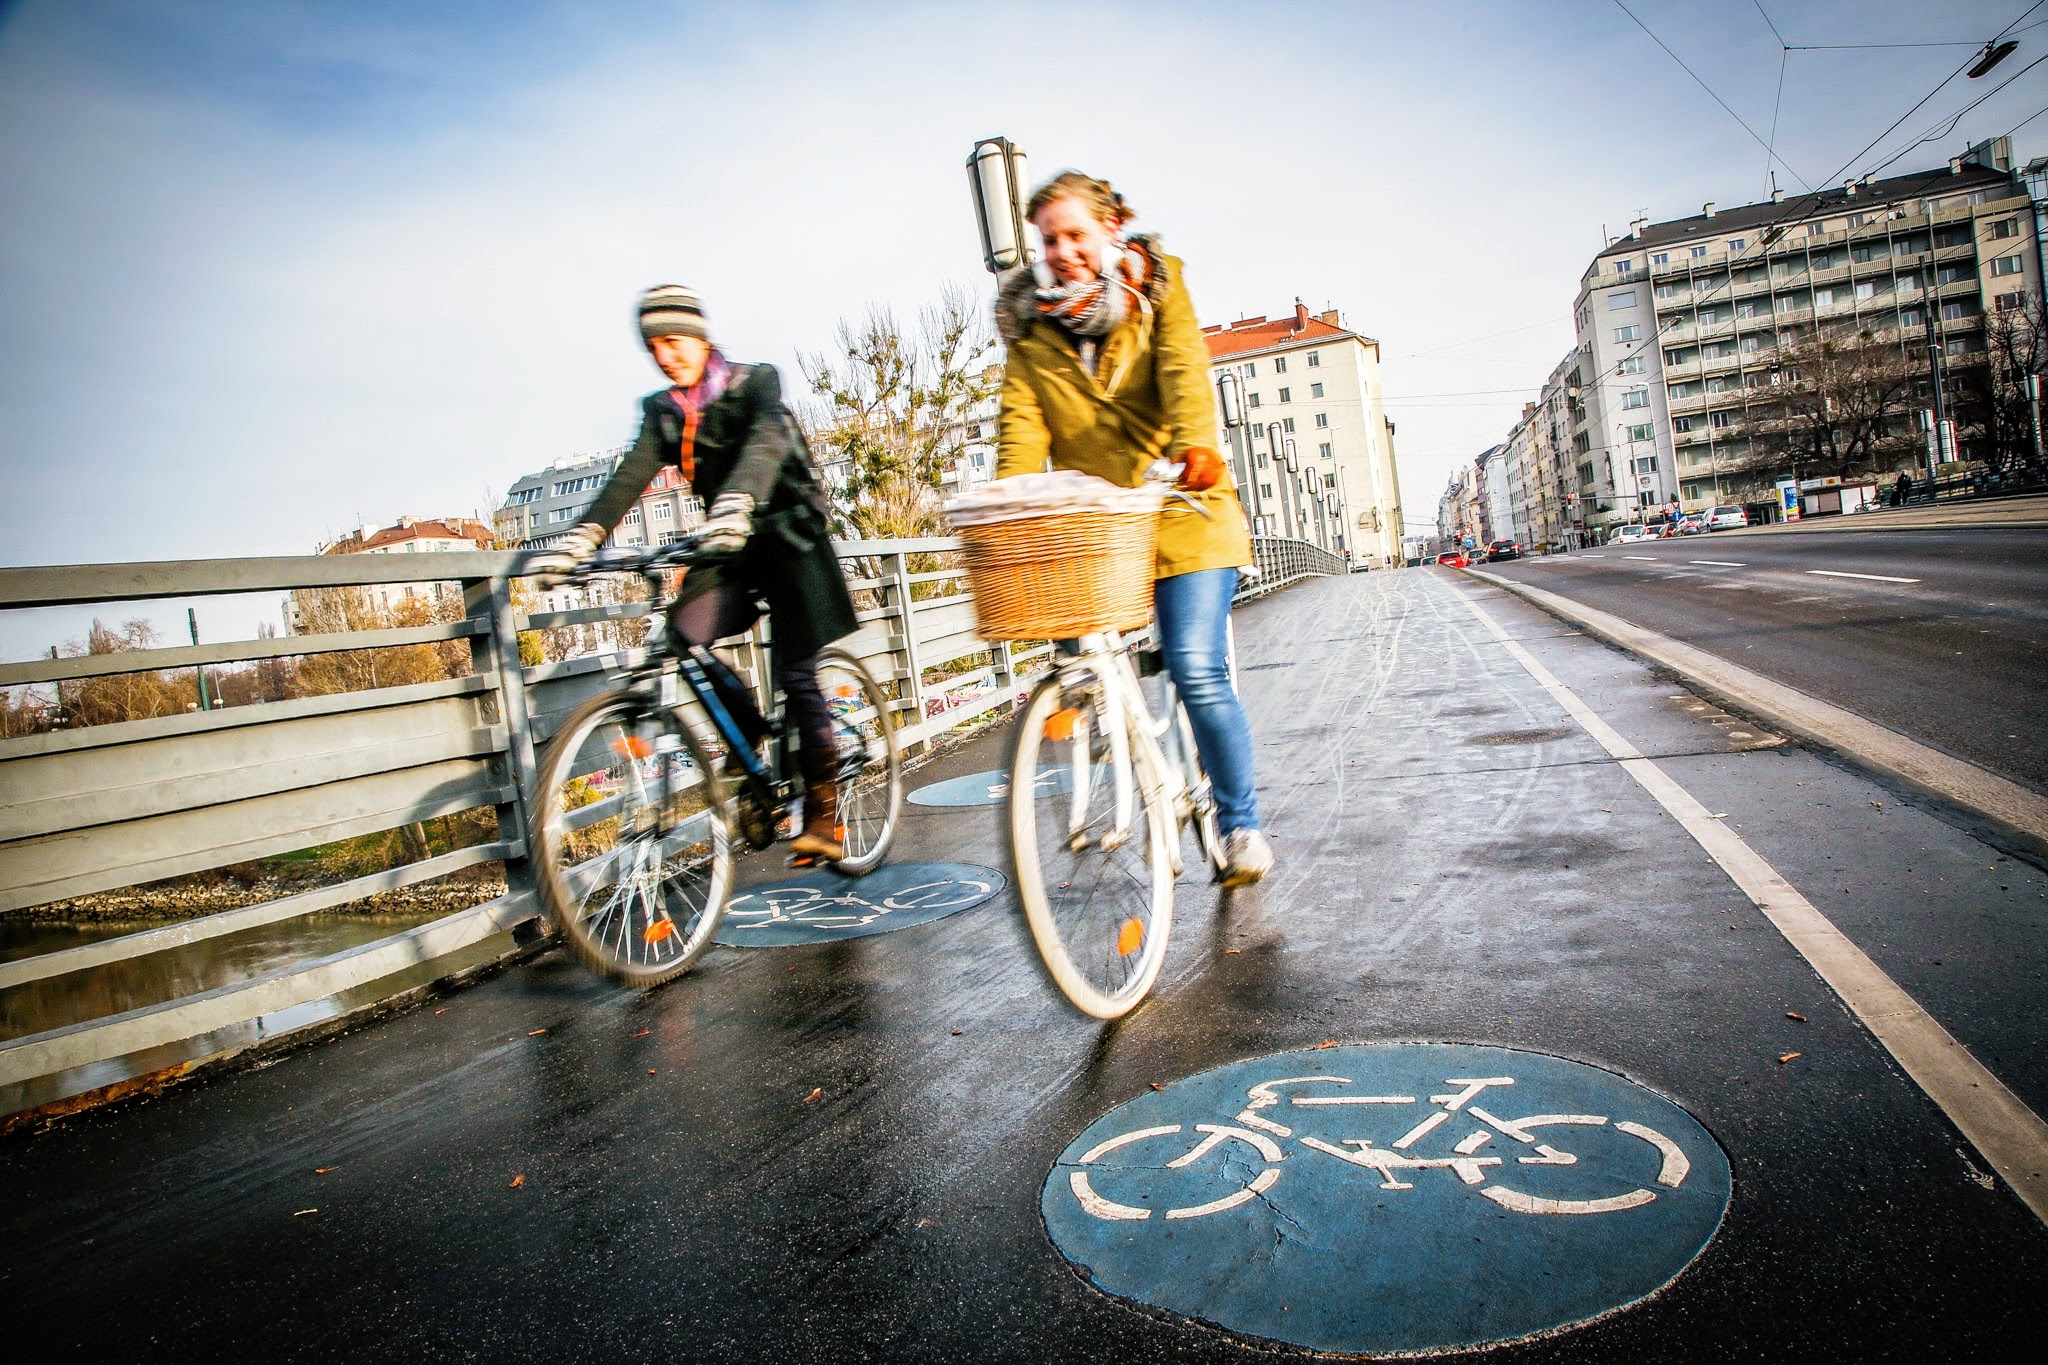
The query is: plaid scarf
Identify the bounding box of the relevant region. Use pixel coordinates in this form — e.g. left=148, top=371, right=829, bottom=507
left=665, top=349, right=732, bottom=482
left=1033, top=236, right=1158, bottom=338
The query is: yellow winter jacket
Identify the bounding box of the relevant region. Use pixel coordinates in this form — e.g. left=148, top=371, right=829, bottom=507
left=994, top=251, right=1254, bottom=579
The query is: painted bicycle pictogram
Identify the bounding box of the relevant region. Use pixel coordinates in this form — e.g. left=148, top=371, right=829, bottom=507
left=1067, top=1072, right=1692, bottom=1221
left=724, top=876, right=996, bottom=933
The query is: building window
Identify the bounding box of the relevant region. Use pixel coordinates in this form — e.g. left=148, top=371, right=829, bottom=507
left=549, top=507, right=577, bottom=523
left=1855, top=281, right=1875, bottom=301
left=1319, top=442, right=1333, bottom=458
left=1848, top=213, right=1867, bottom=228
left=1282, top=417, right=1296, bottom=433
left=1664, top=348, right=1686, bottom=366
left=1278, top=387, right=1291, bottom=403
left=1610, top=289, right=1637, bottom=309
left=1622, top=387, right=1649, bottom=410
left=1991, top=254, right=2024, bottom=276
left=1619, top=354, right=1644, bottom=374
left=1274, top=356, right=1289, bottom=373
left=1814, top=287, right=1835, bottom=308
left=1307, top=352, right=1321, bottom=367
left=1614, top=324, right=1641, bottom=342
left=1735, top=300, right=1759, bottom=318
left=1996, top=291, right=2026, bottom=311
left=1900, top=309, right=1923, bottom=329
left=1662, top=315, right=1685, bottom=332
left=1627, top=423, right=1653, bottom=441
left=1672, top=415, right=1694, bottom=433
left=623, top=507, right=642, bottom=525
left=1729, top=238, right=1746, bottom=251
left=1657, top=283, right=1680, bottom=300
left=1310, top=382, right=1325, bottom=398
left=653, top=502, right=673, bottom=520
left=1709, top=411, right=1732, bottom=430
left=1940, top=301, right=1973, bottom=321
left=1261, top=484, right=1275, bottom=499
left=1691, top=245, right=1708, bottom=258
left=1897, top=273, right=1920, bottom=293
left=1806, top=222, right=1827, bottom=237
left=1314, top=412, right=1329, bottom=428
left=1990, top=218, right=2020, bottom=239
left=1248, top=392, right=1261, bottom=408
left=1698, top=308, right=1719, bottom=324
left=1617, top=259, right=1635, bottom=273
left=1250, top=421, right=1265, bottom=438
left=1242, top=362, right=1256, bottom=377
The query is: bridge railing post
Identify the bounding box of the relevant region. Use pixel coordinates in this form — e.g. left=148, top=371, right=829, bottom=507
left=466, top=571, right=541, bottom=928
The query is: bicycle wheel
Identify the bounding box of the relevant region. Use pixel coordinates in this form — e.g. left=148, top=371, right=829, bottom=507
left=1010, top=661, right=1174, bottom=1018
left=530, top=688, right=732, bottom=986
left=813, top=646, right=903, bottom=875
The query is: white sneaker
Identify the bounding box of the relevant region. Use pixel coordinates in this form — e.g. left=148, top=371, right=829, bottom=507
left=1219, top=829, right=1274, bottom=887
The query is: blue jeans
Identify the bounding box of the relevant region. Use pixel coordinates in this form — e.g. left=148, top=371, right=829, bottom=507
left=1155, top=568, right=1261, bottom=834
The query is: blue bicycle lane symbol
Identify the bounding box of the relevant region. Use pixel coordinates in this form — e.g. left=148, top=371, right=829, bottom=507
left=714, top=862, right=1006, bottom=946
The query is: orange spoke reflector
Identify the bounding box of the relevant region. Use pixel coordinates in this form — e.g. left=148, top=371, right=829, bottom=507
left=1044, top=707, right=1080, bottom=742
left=642, top=918, right=677, bottom=944
left=1116, top=916, right=1145, bottom=956
left=612, top=736, right=654, bottom=759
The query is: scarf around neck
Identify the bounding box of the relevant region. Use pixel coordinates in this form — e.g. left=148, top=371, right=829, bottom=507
left=665, top=349, right=732, bottom=482
left=1033, top=236, right=1158, bottom=339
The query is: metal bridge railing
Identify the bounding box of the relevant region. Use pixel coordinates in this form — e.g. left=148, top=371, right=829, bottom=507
left=0, top=534, right=1343, bottom=1116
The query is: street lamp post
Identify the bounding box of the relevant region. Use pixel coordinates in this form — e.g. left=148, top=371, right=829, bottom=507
left=1267, top=425, right=1296, bottom=542
left=1215, top=370, right=1268, bottom=535
left=2025, top=373, right=2044, bottom=472
left=966, top=137, right=1034, bottom=275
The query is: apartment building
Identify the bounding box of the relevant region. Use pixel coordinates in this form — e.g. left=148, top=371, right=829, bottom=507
left=1571, top=137, right=2041, bottom=527
left=496, top=450, right=704, bottom=551
left=1203, top=301, right=1406, bottom=568
left=288, top=515, right=494, bottom=630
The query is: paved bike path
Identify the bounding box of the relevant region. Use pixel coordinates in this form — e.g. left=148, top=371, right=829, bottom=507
left=0, top=570, right=2042, bottom=1361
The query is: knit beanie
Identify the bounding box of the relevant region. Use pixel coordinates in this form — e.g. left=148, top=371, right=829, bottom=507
left=637, top=284, right=709, bottom=343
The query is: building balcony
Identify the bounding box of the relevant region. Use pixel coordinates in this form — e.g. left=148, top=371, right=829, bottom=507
left=1694, top=319, right=1737, bottom=342
left=1666, top=392, right=1710, bottom=417
left=1663, top=360, right=1702, bottom=383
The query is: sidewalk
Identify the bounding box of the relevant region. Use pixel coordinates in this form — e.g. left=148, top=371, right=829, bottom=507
left=1731, top=491, right=2048, bottom=536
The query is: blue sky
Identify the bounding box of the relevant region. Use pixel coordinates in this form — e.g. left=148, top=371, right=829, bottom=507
left=2, top=0, right=2043, bottom=656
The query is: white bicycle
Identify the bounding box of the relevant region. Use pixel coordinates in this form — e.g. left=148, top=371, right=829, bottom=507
left=1008, top=626, right=1233, bottom=1019
left=1066, top=1074, right=1693, bottom=1221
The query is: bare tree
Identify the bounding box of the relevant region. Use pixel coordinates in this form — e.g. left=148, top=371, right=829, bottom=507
left=798, top=284, right=1000, bottom=538
left=1984, top=290, right=2046, bottom=474
left=1746, top=327, right=1922, bottom=482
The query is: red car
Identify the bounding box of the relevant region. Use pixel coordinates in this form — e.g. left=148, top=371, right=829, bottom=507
left=1435, top=550, right=1471, bottom=568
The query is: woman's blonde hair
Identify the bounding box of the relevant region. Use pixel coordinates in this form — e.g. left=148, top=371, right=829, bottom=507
left=1027, top=171, right=1134, bottom=226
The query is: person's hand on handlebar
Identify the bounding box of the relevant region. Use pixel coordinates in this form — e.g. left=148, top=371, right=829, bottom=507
left=1177, top=445, right=1224, bottom=492
left=527, top=521, right=604, bottom=591
left=696, top=491, right=754, bottom=557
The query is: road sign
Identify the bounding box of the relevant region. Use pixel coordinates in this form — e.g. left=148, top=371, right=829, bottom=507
left=715, top=862, right=1004, bottom=946
left=1042, top=1043, right=1731, bottom=1356
left=909, top=766, right=1072, bottom=808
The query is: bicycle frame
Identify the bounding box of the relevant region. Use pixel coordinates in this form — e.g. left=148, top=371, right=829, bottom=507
left=1057, top=631, right=1188, bottom=871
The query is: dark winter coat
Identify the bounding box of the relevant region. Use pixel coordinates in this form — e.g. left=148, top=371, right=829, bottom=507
left=581, top=363, right=857, bottom=661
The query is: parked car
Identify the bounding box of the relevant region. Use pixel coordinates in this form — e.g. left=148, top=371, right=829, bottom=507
left=1435, top=550, right=1471, bottom=568
left=1678, top=513, right=1708, bottom=535
left=1611, top=523, right=1654, bottom=545
left=1706, top=504, right=1749, bottom=531
left=1485, top=538, right=1521, bottom=562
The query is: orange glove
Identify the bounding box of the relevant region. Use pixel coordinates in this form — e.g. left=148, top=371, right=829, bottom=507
left=1178, top=445, right=1224, bottom=492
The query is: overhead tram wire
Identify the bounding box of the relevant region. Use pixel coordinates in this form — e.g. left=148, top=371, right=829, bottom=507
left=1614, top=0, right=1813, bottom=190
left=1863, top=49, right=2048, bottom=179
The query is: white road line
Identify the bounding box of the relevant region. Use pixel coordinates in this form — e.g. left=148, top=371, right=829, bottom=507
left=1456, top=587, right=2048, bottom=1226
left=1623, top=555, right=1658, bottom=561
left=1579, top=554, right=1607, bottom=558
left=1806, top=569, right=1921, bottom=584
left=1691, top=560, right=1744, bottom=567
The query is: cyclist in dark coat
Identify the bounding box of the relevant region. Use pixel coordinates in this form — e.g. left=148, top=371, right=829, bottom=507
left=531, top=285, right=859, bottom=859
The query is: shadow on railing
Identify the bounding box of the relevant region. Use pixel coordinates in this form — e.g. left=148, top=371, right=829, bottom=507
left=0, top=533, right=1346, bottom=1121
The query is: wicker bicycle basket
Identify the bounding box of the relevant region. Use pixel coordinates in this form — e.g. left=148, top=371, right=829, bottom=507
left=953, top=507, right=1159, bottom=641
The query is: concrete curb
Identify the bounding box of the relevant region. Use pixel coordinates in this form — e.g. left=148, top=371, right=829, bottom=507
left=1467, top=568, right=2048, bottom=864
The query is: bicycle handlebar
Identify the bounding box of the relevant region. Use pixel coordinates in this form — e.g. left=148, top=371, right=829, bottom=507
left=513, top=533, right=720, bottom=591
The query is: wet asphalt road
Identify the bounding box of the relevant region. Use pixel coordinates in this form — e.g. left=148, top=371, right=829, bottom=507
left=1477, top=527, right=2048, bottom=796
left=2, top=570, right=2044, bottom=1362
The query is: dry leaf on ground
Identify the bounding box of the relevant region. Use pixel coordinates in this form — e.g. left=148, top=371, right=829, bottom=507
left=803, top=1088, right=824, bottom=1103
left=1778, top=1052, right=1801, bottom=1064
left=509, top=1174, right=526, bottom=1188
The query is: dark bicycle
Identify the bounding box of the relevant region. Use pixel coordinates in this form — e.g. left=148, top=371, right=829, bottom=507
left=521, top=537, right=904, bottom=985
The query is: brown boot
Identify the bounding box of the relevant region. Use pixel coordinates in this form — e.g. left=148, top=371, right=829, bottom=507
left=788, top=748, right=845, bottom=863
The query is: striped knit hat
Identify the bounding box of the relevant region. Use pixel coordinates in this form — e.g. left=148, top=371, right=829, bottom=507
left=637, top=284, right=709, bottom=342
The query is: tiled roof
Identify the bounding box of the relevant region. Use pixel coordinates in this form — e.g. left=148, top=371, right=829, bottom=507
left=1203, top=303, right=1378, bottom=360
left=333, top=519, right=494, bottom=554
